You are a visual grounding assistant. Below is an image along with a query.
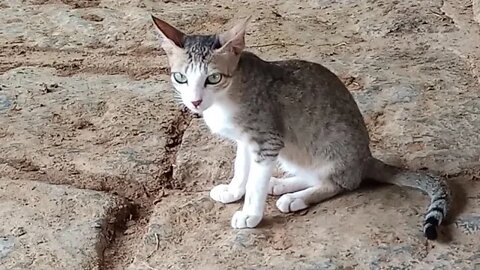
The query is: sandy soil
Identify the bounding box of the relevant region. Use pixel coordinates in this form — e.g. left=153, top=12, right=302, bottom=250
left=1, top=0, right=480, bottom=269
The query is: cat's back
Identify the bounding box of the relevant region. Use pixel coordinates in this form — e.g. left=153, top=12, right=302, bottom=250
left=238, top=52, right=354, bottom=103
left=251, top=53, right=362, bottom=117
left=237, top=51, right=368, bottom=146
left=272, top=58, right=349, bottom=98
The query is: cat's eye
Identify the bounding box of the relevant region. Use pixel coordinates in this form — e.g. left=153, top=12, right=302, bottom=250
left=173, top=72, right=188, bottom=84
left=206, top=73, right=222, bottom=85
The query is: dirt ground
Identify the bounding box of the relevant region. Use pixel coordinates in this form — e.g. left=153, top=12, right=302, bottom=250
left=1, top=0, right=480, bottom=269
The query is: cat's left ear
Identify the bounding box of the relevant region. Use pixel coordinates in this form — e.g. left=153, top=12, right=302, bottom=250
left=217, top=16, right=251, bottom=55
left=151, top=15, right=185, bottom=51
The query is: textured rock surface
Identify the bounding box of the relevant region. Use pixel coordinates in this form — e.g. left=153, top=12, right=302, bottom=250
left=474, top=0, right=480, bottom=24
left=0, top=179, right=125, bottom=270
left=0, top=67, right=182, bottom=198
left=1, top=0, right=479, bottom=269
left=132, top=183, right=480, bottom=269
left=173, top=118, right=236, bottom=192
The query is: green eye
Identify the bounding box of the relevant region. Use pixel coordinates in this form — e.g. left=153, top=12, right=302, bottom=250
left=206, top=73, right=222, bottom=85
left=173, top=72, right=187, bottom=84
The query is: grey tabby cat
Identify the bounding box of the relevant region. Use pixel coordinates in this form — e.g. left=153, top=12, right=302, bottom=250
left=151, top=15, right=451, bottom=240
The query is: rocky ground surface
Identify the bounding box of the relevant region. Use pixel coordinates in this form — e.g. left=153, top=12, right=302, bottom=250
left=1, top=0, right=480, bottom=269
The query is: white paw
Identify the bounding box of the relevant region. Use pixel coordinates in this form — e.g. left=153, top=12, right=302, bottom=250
left=231, top=211, right=262, bottom=229
left=269, top=177, right=291, bottom=195
left=276, top=194, right=308, bottom=213
left=210, top=184, right=244, bottom=204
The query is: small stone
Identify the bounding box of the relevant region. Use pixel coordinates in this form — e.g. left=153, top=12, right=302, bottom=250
left=126, top=220, right=136, bottom=227
left=124, top=227, right=136, bottom=235
left=91, top=220, right=102, bottom=229
left=11, top=227, right=26, bottom=237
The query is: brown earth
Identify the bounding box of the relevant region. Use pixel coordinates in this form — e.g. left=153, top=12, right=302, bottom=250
left=1, top=0, right=480, bottom=269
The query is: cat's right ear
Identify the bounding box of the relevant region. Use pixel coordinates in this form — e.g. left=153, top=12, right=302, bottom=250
left=151, top=15, right=185, bottom=51
left=216, top=16, right=251, bottom=55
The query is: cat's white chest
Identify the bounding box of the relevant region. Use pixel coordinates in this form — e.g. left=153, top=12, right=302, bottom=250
left=202, top=103, right=240, bottom=140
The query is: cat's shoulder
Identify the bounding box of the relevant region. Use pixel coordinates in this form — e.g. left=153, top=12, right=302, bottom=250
left=240, top=51, right=333, bottom=76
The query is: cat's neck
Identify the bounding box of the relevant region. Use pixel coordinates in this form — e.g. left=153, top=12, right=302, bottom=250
left=202, top=94, right=241, bottom=140
left=238, top=51, right=265, bottom=67
left=236, top=51, right=281, bottom=78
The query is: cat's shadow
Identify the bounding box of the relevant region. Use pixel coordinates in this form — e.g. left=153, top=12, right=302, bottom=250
left=354, top=178, right=467, bottom=243
left=261, top=178, right=467, bottom=243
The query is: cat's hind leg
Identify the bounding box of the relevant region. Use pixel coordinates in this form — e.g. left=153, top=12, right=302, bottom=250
left=276, top=176, right=343, bottom=213
left=269, top=156, right=323, bottom=196
left=268, top=176, right=314, bottom=196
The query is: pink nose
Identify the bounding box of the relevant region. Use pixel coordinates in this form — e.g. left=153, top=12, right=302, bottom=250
left=191, top=100, right=202, bottom=108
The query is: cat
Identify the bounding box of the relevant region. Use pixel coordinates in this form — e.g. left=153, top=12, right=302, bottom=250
left=151, top=15, right=451, bottom=240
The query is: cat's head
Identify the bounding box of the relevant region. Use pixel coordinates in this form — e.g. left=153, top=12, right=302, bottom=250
left=152, top=16, right=250, bottom=113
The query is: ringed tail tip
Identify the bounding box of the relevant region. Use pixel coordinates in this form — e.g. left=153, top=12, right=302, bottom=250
left=423, top=216, right=439, bottom=240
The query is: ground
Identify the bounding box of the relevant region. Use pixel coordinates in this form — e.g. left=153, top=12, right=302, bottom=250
left=1, top=0, right=480, bottom=269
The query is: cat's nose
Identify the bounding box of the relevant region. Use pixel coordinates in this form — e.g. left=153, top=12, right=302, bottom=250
left=191, top=100, right=202, bottom=108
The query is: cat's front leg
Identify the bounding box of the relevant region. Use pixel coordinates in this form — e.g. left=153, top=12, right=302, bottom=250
left=210, top=141, right=250, bottom=203
left=231, top=140, right=280, bottom=229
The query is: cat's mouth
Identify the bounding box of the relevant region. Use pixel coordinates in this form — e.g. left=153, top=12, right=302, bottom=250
left=186, top=106, right=203, bottom=114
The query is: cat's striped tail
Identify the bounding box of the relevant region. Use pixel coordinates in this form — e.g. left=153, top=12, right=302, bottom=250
left=364, top=157, right=452, bottom=240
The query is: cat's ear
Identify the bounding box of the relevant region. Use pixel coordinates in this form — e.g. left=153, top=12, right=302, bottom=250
left=217, top=16, right=251, bottom=54
left=151, top=15, right=185, bottom=50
